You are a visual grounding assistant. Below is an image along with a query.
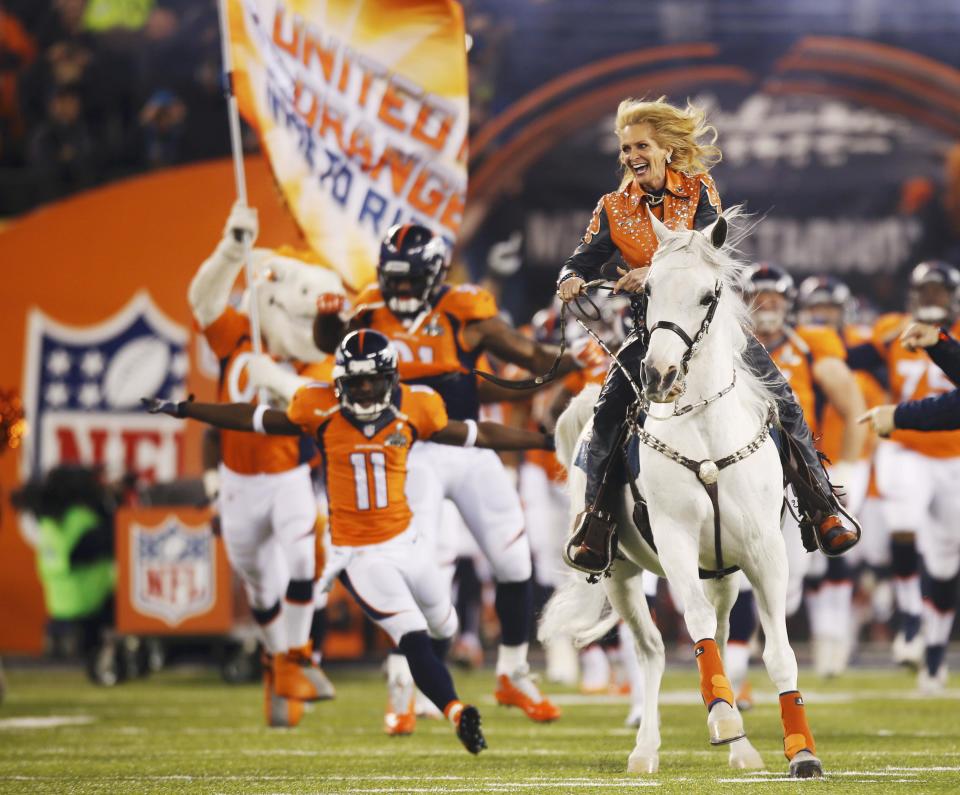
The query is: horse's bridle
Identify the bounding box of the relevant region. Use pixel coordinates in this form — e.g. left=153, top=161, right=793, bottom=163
left=646, top=279, right=723, bottom=378
left=642, top=279, right=737, bottom=419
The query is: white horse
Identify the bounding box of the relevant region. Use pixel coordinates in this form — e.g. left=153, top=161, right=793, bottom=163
left=540, top=210, right=823, bottom=779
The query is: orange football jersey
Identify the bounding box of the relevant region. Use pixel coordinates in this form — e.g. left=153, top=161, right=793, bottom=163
left=203, top=307, right=333, bottom=475
left=287, top=382, right=448, bottom=546
left=872, top=313, right=960, bottom=458
left=561, top=361, right=609, bottom=395
left=818, top=325, right=888, bottom=464
left=767, top=325, right=846, bottom=435
left=352, top=283, right=498, bottom=421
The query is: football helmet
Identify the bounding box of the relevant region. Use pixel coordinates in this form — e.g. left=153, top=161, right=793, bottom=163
left=742, top=263, right=795, bottom=336
left=908, top=260, right=960, bottom=324
left=796, top=275, right=852, bottom=330
left=378, top=224, right=449, bottom=318
left=333, top=330, right=399, bottom=420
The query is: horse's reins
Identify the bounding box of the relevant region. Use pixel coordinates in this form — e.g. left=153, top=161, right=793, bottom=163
left=473, top=279, right=625, bottom=391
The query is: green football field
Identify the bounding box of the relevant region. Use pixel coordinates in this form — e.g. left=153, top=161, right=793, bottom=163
left=1, top=664, right=959, bottom=794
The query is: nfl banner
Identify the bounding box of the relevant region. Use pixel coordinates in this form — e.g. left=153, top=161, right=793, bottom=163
left=225, top=0, right=469, bottom=290
left=116, top=507, right=234, bottom=634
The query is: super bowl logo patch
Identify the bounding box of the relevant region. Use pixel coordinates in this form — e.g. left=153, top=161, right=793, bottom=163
left=132, top=516, right=215, bottom=626
left=385, top=423, right=408, bottom=447
left=423, top=317, right=445, bottom=337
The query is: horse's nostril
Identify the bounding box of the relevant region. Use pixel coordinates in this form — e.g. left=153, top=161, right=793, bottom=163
left=640, top=361, right=656, bottom=388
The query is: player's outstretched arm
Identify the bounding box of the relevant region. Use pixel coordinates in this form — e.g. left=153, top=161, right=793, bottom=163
left=430, top=419, right=553, bottom=452
left=467, top=316, right=602, bottom=380
left=141, top=398, right=300, bottom=435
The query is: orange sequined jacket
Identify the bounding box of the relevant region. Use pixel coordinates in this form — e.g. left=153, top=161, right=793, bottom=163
left=558, top=169, right=721, bottom=285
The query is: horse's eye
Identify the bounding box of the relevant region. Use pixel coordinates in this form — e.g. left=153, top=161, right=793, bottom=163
left=700, top=293, right=713, bottom=306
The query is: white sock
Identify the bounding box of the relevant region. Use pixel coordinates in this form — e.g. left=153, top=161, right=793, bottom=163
left=259, top=607, right=288, bottom=655
left=894, top=575, right=923, bottom=618
left=284, top=599, right=314, bottom=651
left=387, top=652, right=413, bottom=684
left=922, top=603, right=955, bottom=648
left=725, top=641, right=750, bottom=694
left=496, top=642, right=529, bottom=676
left=822, top=582, right=853, bottom=640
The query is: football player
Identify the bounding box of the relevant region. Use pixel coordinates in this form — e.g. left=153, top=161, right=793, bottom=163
left=146, top=330, right=558, bottom=751
left=335, top=224, right=602, bottom=722
left=849, top=261, right=960, bottom=690
left=795, top=274, right=886, bottom=675
left=726, top=264, right=866, bottom=690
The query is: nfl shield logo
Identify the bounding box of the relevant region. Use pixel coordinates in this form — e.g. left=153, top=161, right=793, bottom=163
left=21, top=290, right=189, bottom=481
left=132, top=516, right=215, bottom=626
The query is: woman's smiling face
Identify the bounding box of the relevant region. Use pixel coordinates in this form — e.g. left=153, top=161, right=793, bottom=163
left=619, top=122, right=672, bottom=192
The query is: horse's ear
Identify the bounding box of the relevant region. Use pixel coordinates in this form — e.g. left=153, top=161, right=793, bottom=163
left=646, top=206, right=671, bottom=243
left=705, top=215, right=727, bottom=249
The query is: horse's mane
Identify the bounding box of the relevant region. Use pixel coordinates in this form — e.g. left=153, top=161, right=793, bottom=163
left=651, top=207, right=777, bottom=424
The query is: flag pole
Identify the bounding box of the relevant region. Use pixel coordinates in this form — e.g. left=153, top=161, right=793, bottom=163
left=216, top=0, right=264, bottom=361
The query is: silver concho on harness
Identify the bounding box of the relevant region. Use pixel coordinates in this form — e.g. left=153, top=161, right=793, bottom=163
left=698, top=460, right=719, bottom=485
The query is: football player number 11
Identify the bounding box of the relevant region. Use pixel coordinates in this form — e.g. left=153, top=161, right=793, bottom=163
left=350, top=452, right=388, bottom=509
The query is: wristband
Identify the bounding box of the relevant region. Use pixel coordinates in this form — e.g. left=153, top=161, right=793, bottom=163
left=462, top=419, right=478, bottom=448
left=252, top=404, right=269, bottom=434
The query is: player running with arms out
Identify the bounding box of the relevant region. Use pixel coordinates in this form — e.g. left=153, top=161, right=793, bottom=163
left=145, top=330, right=556, bottom=753
left=331, top=224, right=602, bottom=722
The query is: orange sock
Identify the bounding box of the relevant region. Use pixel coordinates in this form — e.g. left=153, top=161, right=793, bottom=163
left=694, top=638, right=734, bottom=709
left=779, top=690, right=816, bottom=759
left=443, top=700, right=464, bottom=724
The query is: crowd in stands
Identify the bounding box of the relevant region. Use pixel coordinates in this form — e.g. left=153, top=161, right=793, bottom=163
left=0, top=0, right=236, bottom=214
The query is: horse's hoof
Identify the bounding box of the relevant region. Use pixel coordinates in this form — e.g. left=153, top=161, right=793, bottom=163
left=789, top=750, right=823, bottom=779
left=728, top=737, right=764, bottom=770
left=627, top=751, right=659, bottom=774
left=707, top=701, right=746, bottom=745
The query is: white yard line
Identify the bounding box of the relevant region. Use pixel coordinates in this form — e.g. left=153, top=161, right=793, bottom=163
left=0, top=715, right=94, bottom=729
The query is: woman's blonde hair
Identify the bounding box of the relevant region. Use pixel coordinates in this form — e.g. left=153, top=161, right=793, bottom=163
left=615, top=96, right=721, bottom=188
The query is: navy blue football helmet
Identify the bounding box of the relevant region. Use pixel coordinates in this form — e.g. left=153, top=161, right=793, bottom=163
left=797, top=275, right=852, bottom=330
left=909, top=260, right=960, bottom=324
left=378, top=224, right=449, bottom=318
left=333, top=329, right=399, bottom=419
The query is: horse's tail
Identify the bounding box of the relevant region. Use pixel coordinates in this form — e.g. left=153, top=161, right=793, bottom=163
left=555, top=384, right=601, bottom=470
left=538, top=575, right=618, bottom=648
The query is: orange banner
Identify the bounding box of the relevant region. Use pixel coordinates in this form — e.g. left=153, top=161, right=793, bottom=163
left=225, top=0, right=469, bottom=290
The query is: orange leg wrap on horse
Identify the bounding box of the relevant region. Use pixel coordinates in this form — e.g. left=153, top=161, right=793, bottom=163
left=779, top=690, right=816, bottom=760
left=694, top=638, right=734, bottom=709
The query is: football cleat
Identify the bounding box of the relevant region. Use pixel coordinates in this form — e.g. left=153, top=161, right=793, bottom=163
left=262, top=654, right=304, bottom=728
left=452, top=704, right=487, bottom=754
left=892, top=630, right=924, bottom=670
left=495, top=666, right=561, bottom=722
left=384, top=707, right=416, bottom=736
left=273, top=644, right=333, bottom=701
left=918, top=664, right=948, bottom=696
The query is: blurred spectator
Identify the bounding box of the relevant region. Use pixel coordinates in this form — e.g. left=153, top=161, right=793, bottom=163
left=27, top=83, right=98, bottom=198
left=0, top=10, right=38, bottom=164
left=11, top=466, right=117, bottom=669
left=138, top=88, right=186, bottom=168
left=83, top=0, right=156, bottom=33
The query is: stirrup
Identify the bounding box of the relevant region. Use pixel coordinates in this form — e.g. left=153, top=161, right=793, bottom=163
left=801, top=501, right=862, bottom=557
left=562, top=509, right=618, bottom=580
